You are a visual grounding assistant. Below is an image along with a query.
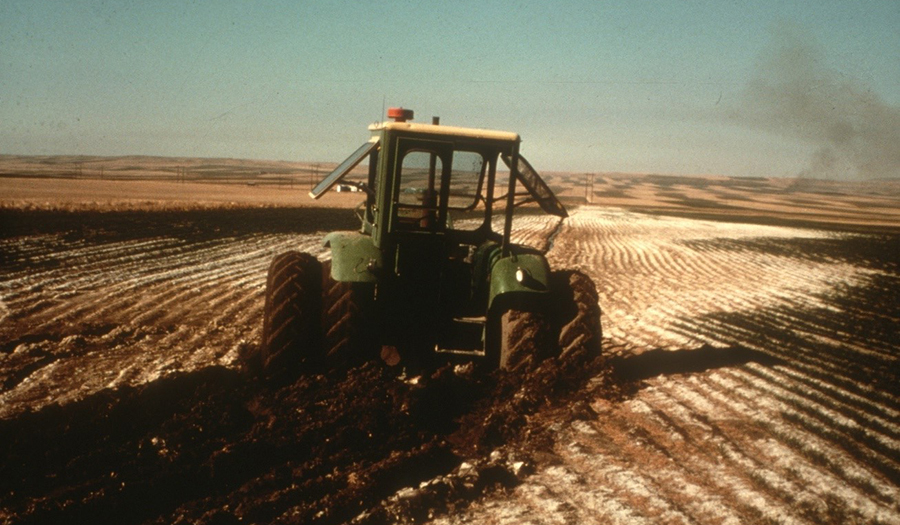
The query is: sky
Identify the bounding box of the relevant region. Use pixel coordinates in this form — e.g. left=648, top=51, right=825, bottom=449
left=1, top=1, right=898, bottom=179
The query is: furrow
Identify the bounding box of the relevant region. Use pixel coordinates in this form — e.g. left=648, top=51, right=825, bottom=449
left=736, top=365, right=900, bottom=483
left=632, top=381, right=810, bottom=524
left=702, top=370, right=900, bottom=515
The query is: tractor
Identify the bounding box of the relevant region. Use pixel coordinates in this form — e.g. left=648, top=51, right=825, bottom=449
left=249, top=107, right=600, bottom=379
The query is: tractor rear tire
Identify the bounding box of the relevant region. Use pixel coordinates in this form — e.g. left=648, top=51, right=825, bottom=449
left=552, top=270, right=602, bottom=361
left=490, top=269, right=602, bottom=372
left=496, top=306, right=555, bottom=371
left=259, top=251, right=323, bottom=380
left=321, top=260, right=377, bottom=370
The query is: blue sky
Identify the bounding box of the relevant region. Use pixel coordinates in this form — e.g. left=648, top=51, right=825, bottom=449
left=2, top=1, right=898, bottom=178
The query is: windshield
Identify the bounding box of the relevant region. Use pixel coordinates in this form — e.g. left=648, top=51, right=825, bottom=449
left=501, top=154, right=567, bottom=218
left=309, top=140, right=378, bottom=199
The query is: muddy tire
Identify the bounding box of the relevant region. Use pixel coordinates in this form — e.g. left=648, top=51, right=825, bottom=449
left=551, top=269, right=602, bottom=361
left=498, top=307, right=555, bottom=371
left=258, top=251, right=323, bottom=379
left=321, top=260, right=377, bottom=369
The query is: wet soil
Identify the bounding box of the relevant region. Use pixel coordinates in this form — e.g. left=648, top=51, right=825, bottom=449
left=0, top=339, right=608, bottom=525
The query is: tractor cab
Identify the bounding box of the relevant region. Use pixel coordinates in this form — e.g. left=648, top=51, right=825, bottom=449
left=311, top=108, right=566, bottom=257
left=306, top=108, right=569, bottom=366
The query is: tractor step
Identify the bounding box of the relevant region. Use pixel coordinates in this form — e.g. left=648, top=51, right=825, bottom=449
left=434, top=316, right=486, bottom=355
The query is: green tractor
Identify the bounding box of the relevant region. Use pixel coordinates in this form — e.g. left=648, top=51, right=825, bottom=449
left=251, top=107, right=600, bottom=379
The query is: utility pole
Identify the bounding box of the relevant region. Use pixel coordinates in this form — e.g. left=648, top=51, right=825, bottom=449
left=585, top=173, right=595, bottom=204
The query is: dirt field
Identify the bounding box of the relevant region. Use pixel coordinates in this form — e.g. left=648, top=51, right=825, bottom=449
left=1, top=166, right=899, bottom=524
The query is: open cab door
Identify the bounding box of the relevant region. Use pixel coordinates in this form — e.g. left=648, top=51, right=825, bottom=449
left=501, top=153, right=567, bottom=218
left=309, top=139, right=379, bottom=199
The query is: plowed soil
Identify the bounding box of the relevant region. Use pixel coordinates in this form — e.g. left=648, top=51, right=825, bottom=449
left=1, top=171, right=899, bottom=524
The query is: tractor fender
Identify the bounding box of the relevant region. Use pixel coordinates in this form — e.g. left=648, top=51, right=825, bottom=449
left=488, top=253, right=551, bottom=312
left=323, top=231, right=382, bottom=283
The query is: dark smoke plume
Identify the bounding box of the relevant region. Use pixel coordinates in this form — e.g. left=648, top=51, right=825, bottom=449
left=735, top=25, right=900, bottom=179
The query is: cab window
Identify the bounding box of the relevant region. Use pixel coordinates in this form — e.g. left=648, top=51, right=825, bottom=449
left=447, top=151, right=484, bottom=210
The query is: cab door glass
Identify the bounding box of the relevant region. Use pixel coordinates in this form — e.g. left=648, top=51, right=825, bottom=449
left=447, top=151, right=484, bottom=210
left=447, top=150, right=487, bottom=231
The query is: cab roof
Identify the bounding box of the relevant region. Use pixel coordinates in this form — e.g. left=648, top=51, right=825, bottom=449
left=369, top=121, right=519, bottom=142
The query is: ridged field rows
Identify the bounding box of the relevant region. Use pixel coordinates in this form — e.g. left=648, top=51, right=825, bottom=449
left=0, top=231, right=326, bottom=418
left=437, top=206, right=900, bottom=524
left=2, top=206, right=897, bottom=523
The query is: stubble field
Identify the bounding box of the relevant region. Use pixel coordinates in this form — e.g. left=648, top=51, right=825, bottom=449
left=1, top=161, right=899, bottom=524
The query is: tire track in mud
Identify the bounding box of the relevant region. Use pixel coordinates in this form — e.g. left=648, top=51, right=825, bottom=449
left=437, top=206, right=900, bottom=524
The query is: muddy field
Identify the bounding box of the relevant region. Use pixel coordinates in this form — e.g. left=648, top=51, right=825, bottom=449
left=1, top=171, right=899, bottom=524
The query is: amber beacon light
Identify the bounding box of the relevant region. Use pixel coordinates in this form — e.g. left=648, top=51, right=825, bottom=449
left=386, top=107, right=414, bottom=122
